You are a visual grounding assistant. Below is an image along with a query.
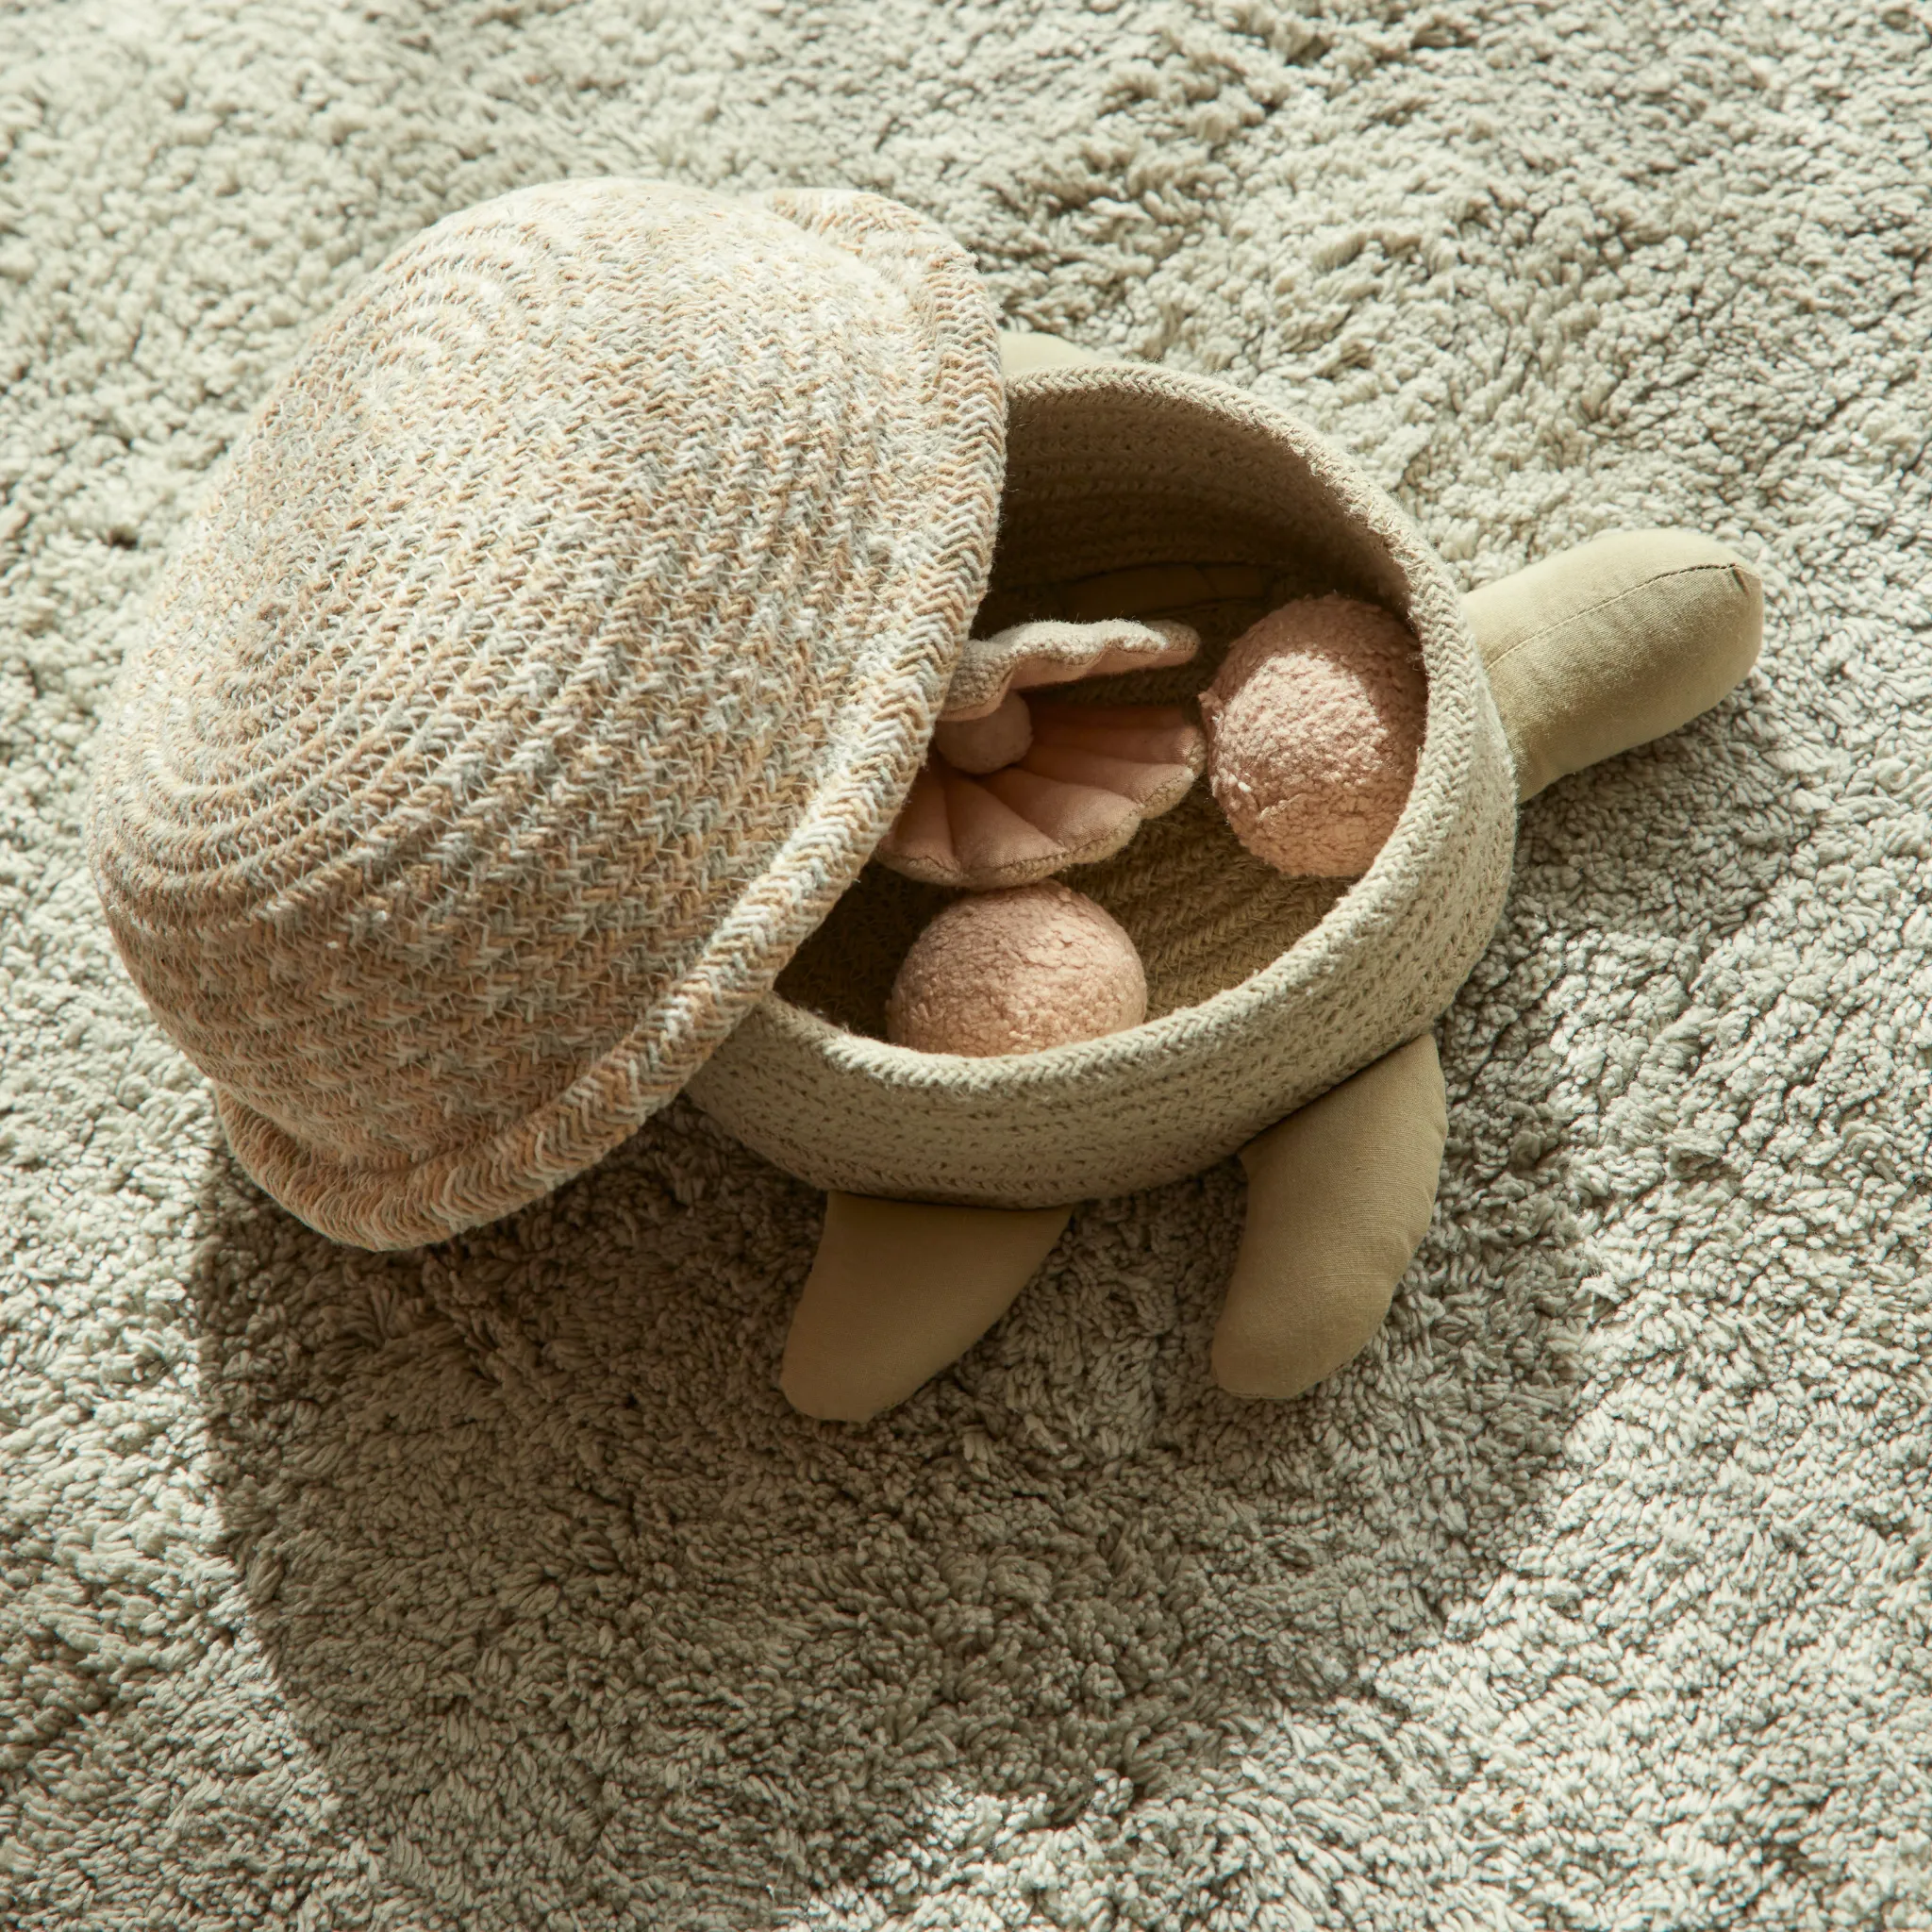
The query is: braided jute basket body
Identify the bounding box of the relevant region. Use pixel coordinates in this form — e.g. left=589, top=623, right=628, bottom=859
left=91, top=178, right=1760, bottom=1418
left=691, top=364, right=1518, bottom=1207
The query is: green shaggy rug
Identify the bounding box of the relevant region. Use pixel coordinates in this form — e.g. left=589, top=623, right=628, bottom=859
left=3, top=1, right=1928, bottom=1925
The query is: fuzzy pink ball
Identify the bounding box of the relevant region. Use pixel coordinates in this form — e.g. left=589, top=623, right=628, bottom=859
left=1201, top=595, right=1426, bottom=877
left=886, top=881, right=1147, bottom=1057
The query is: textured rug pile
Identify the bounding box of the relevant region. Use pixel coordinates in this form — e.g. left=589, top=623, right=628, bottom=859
left=3, top=2, right=1929, bottom=1925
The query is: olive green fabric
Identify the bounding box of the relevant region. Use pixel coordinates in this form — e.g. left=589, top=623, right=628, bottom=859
left=780, top=1195, right=1074, bottom=1421
left=1211, top=1032, right=1447, bottom=1400
left=1464, top=528, right=1763, bottom=801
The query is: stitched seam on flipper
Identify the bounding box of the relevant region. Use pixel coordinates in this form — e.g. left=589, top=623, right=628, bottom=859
left=1479, top=561, right=1751, bottom=672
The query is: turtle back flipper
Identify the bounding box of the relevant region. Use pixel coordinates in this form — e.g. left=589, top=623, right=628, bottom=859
left=1465, top=528, right=1762, bottom=802
left=781, top=1194, right=1074, bottom=1422
left=1212, top=1032, right=1446, bottom=1400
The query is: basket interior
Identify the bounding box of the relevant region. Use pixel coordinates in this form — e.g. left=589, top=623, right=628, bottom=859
left=775, top=375, right=1422, bottom=1041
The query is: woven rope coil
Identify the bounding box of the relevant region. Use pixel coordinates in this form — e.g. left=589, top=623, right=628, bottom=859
left=687, top=364, right=1519, bottom=1206
left=87, top=180, right=1006, bottom=1248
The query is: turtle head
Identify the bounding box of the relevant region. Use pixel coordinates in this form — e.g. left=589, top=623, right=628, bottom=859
left=1464, top=529, right=1763, bottom=803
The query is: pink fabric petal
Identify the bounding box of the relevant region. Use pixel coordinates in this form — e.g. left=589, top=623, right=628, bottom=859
left=980, top=768, right=1141, bottom=856
left=881, top=761, right=956, bottom=869
left=940, top=765, right=1066, bottom=875
left=873, top=695, right=1206, bottom=890
left=1020, top=742, right=1196, bottom=808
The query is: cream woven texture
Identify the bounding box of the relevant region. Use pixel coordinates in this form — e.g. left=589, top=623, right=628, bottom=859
left=688, top=364, right=1521, bottom=1208
left=86, top=180, right=1006, bottom=1251
left=942, top=615, right=1198, bottom=718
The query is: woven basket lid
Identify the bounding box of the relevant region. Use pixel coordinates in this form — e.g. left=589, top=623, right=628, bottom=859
left=88, top=179, right=1006, bottom=1249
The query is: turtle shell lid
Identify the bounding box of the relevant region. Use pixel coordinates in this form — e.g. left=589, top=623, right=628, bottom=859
left=86, top=178, right=1007, bottom=1249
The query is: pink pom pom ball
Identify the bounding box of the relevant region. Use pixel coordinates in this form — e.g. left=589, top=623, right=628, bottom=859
left=1200, top=594, right=1426, bottom=877
left=886, top=881, right=1148, bottom=1057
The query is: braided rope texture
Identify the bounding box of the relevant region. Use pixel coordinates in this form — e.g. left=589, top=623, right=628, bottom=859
left=86, top=179, right=1006, bottom=1249
left=690, top=364, right=1521, bottom=1206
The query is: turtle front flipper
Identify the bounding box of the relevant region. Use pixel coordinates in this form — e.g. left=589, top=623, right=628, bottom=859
left=780, top=1194, right=1074, bottom=1421
left=1212, top=1033, right=1447, bottom=1400
left=1465, top=528, right=1762, bottom=801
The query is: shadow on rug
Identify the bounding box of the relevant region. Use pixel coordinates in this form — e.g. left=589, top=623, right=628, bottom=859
left=182, top=702, right=1786, bottom=1930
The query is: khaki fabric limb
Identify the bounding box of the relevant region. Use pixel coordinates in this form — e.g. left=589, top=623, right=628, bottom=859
left=1465, top=528, right=1763, bottom=801
left=1211, top=1033, right=1446, bottom=1400
left=781, top=1195, right=1074, bottom=1422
